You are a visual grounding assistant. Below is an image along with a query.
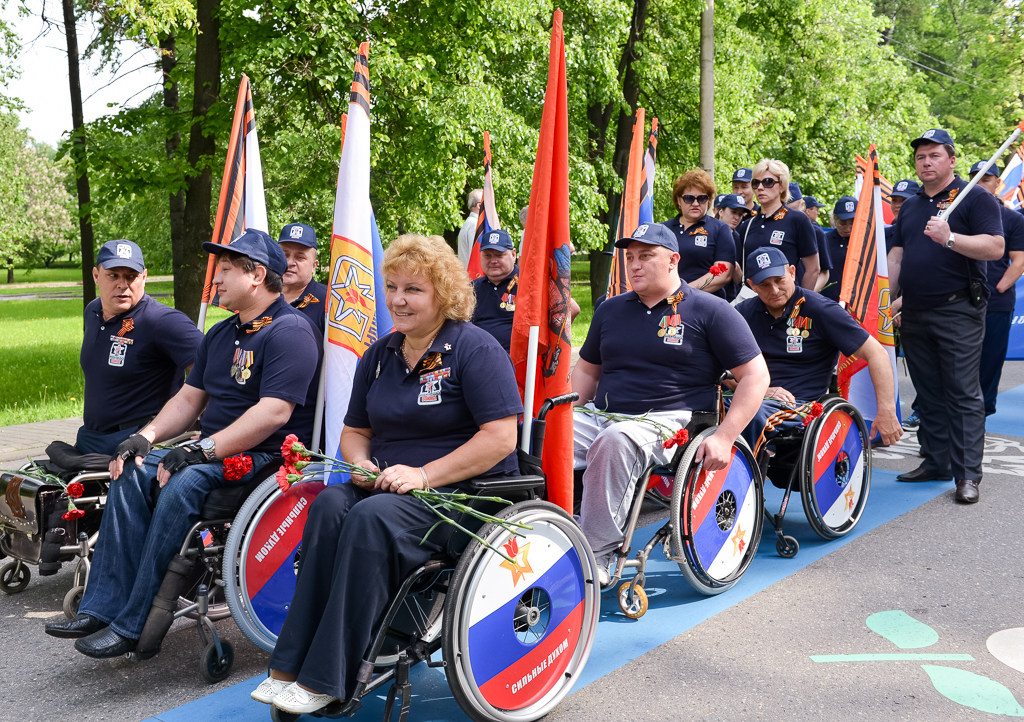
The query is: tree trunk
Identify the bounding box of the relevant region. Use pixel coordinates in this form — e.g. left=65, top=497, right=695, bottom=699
left=699, top=0, right=714, bottom=175
left=62, top=0, right=96, bottom=309
left=160, top=33, right=186, bottom=296
left=178, top=0, right=221, bottom=323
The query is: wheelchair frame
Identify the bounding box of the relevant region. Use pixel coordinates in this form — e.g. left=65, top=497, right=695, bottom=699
left=758, top=395, right=873, bottom=558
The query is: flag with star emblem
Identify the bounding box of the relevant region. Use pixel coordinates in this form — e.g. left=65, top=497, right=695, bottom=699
left=322, top=42, right=393, bottom=477
left=510, top=10, right=573, bottom=513
left=839, top=146, right=900, bottom=433
left=466, top=131, right=501, bottom=280
left=197, top=74, right=269, bottom=328
left=606, top=110, right=657, bottom=297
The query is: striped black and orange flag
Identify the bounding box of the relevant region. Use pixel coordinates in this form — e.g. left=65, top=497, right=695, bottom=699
left=607, top=109, right=656, bottom=297
left=196, top=74, right=269, bottom=329
left=855, top=154, right=894, bottom=225
left=467, top=131, right=501, bottom=280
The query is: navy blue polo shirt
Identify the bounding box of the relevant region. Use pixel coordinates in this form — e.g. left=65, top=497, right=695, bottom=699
left=344, top=320, right=523, bottom=479
left=985, top=204, right=1024, bottom=313
left=187, top=295, right=321, bottom=453
left=821, top=229, right=850, bottom=302
left=580, top=286, right=761, bottom=414
left=663, top=215, right=736, bottom=298
left=736, top=287, right=869, bottom=401
left=883, top=224, right=896, bottom=254
left=291, top=279, right=327, bottom=336
left=891, top=177, right=1004, bottom=311
left=471, top=265, right=519, bottom=352
left=81, top=295, right=203, bottom=433
left=742, top=206, right=819, bottom=277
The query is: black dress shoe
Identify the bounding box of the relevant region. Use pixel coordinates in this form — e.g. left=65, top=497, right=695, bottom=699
left=955, top=480, right=980, bottom=504
left=74, top=627, right=137, bottom=658
left=896, top=465, right=953, bottom=482
left=45, top=613, right=106, bottom=639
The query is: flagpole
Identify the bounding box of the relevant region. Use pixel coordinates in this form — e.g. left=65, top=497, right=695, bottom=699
left=939, top=119, right=1024, bottom=221
left=520, top=326, right=540, bottom=452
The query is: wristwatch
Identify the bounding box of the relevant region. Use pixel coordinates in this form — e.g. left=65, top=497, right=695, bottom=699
left=198, top=437, right=217, bottom=461
left=945, top=233, right=956, bottom=249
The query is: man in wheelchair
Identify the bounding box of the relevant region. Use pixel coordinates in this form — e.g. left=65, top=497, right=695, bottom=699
left=734, top=246, right=902, bottom=454
left=44, top=229, right=322, bottom=659
left=77, top=240, right=204, bottom=456
left=572, top=222, right=770, bottom=584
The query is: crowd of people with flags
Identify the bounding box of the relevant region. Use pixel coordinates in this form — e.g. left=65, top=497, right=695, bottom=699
left=40, top=8, right=1024, bottom=715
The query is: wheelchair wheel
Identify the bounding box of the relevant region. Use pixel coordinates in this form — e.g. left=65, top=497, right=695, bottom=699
left=799, top=399, right=871, bottom=540
left=670, top=428, right=763, bottom=596
left=199, top=639, right=234, bottom=684
left=442, top=500, right=599, bottom=722
left=178, top=529, right=231, bottom=622
left=63, top=585, right=84, bottom=618
left=223, top=476, right=328, bottom=652
left=0, top=560, right=30, bottom=594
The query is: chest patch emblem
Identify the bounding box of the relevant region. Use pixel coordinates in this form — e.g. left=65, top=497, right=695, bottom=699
left=770, top=230, right=785, bottom=244
left=108, top=318, right=135, bottom=367
left=418, top=368, right=451, bottom=405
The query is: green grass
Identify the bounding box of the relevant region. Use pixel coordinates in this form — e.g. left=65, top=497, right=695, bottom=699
left=6, top=267, right=85, bottom=284
left=0, top=297, right=230, bottom=426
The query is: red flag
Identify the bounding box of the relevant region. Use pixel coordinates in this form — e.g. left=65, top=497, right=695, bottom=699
left=467, top=131, right=500, bottom=279
left=510, top=9, right=573, bottom=513
left=606, top=108, right=646, bottom=297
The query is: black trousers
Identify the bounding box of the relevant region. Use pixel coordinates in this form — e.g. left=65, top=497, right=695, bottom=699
left=269, top=484, right=453, bottom=699
left=901, top=297, right=986, bottom=480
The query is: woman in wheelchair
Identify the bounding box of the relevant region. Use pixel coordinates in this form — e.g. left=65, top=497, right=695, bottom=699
left=253, top=234, right=524, bottom=716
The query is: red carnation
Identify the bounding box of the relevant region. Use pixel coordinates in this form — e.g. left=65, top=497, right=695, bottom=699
left=662, top=428, right=690, bottom=449
left=709, top=262, right=730, bottom=277
left=66, top=482, right=85, bottom=498
left=63, top=508, right=85, bottom=521
left=223, top=454, right=254, bottom=481
left=276, top=466, right=291, bottom=492
left=802, top=402, right=826, bottom=427
left=281, top=434, right=308, bottom=465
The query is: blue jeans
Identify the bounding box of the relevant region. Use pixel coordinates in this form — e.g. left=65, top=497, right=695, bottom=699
left=78, top=447, right=274, bottom=639
left=980, top=310, right=1012, bottom=416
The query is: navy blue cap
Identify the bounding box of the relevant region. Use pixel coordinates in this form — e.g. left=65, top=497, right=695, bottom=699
left=732, top=168, right=753, bottom=183
left=719, top=194, right=750, bottom=212
left=713, top=193, right=727, bottom=208
left=890, top=179, right=921, bottom=199
left=615, top=222, right=678, bottom=253
left=96, top=240, right=145, bottom=272
left=480, top=228, right=515, bottom=253
left=833, top=196, right=858, bottom=220
left=746, top=246, right=790, bottom=284
left=969, top=160, right=1000, bottom=178
left=911, top=128, right=956, bottom=151
left=278, top=223, right=317, bottom=248
left=788, top=182, right=803, bottom=201
left=203, top=228, right=288, bottom=276
left=803, top=195, right=823, bottom=209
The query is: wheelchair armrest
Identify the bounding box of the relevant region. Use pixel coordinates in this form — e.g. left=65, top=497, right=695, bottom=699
left=537, top=392, right=579, bottom=422
left=462, top=474, right=546, bottom=496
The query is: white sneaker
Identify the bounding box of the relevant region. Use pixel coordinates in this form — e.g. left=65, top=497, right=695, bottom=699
left=597, top=565, right=610, bottom=586
left=251, top=677, right=290, bottom=704
left=272, top=682, right=338, bottom=714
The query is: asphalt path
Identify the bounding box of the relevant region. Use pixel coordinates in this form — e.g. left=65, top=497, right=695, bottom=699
left=2, top=362, right=1023, bottom=722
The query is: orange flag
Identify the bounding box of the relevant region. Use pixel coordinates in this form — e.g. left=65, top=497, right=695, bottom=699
left=606, top=108, right=646, bottom=297
left=509, top=9, right=573, bottom=513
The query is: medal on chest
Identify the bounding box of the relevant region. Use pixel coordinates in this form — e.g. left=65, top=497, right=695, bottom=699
left=935, top=187, right=959, bottom=212
left=231, top=348, right=254, bottom=384
left=418, top=367, right=451, bottom=406
left=785, top=298, right=810, bottom=353
left=107, top=318, right=135, bottom=367
left=658, top=290, right=686, bottom=345
left=499, top=275, right=518, bottom=311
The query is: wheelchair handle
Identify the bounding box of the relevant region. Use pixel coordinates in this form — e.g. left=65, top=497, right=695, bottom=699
left=538, top=393, right=579, bottom=421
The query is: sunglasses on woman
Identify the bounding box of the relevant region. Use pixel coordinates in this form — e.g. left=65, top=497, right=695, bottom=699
left=751, top=178, right=779, bottom=189
left=681, top=194, right=710, bottom=205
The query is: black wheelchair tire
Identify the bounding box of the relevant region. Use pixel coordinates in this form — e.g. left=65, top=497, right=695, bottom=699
left=670, top=428, right=763, bottom=596
left=0, top=561, right=30, bottom=594
left=799, top=398, right=871, bottom=540
left=199, top=639, right=234, bottom=684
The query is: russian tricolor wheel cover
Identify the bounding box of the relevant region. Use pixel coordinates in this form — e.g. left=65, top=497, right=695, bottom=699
left=806, top=406, right=868, bottom=533
left=448, top=504, right=598, bottom=719
left=682, top=447, right=759, bottom=583
left=233, top=480, right=327, bottom=646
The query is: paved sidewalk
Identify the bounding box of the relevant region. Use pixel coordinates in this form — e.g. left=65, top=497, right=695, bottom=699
left=0, top=417, right=81, bottom=465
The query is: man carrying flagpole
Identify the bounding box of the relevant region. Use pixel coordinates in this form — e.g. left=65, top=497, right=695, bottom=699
left=888, top=129, right=1004, bottom=504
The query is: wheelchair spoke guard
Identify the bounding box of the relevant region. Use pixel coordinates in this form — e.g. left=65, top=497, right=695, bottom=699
left=442, top=500, right=599, bottom=722
left=671, top=428, right=763, bottom=596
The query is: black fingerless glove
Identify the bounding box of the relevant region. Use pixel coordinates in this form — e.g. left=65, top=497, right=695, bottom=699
left=160, top=444, right=207, bottom=475
left=114, top=434, right=152, bottom=463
